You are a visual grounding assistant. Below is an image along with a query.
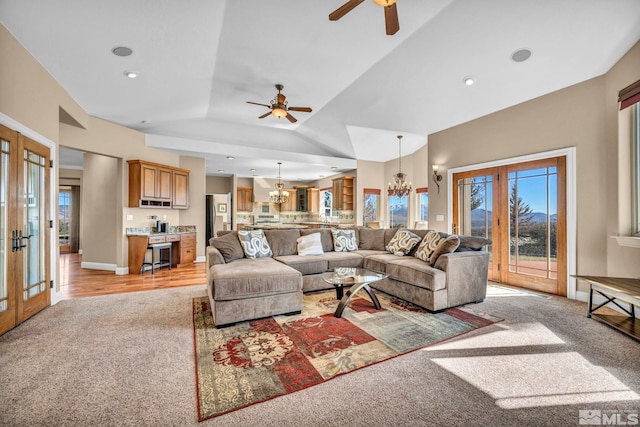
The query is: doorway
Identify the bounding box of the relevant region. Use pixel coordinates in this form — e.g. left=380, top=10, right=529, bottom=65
left=453, top=156, right=567, bottom=296
left=0, top=124, right=51, bottom=335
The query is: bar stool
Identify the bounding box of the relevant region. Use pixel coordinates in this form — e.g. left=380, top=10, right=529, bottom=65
left=141, top=242, right=172, bottom=274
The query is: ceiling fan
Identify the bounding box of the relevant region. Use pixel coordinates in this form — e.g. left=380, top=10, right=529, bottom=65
left=246, top=84, right=312, bottom=123
left=329, top=0, right=399, bottom=36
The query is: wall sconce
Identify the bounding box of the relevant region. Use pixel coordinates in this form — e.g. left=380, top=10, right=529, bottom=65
left=432, top=165, right=443, bottom=194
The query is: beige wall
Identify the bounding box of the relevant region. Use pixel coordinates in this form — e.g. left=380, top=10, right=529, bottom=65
left=428, top=40, right=640, bottom=293
left=1, top=23, right=208, bottom=281
left=180, top=156, right=206, bottom=258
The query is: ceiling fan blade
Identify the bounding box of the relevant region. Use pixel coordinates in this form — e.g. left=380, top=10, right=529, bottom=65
left=329, top=0, right=364, bottom=21
left=285, top=113, right=297, bottom=123
left=258, top=112, right=271, bottom=119
left=247, top=101, right=271, bottom=108
left=384, top=3, right=399, bottom=35
left=277, top=93, right=286, bottom=104
left=288, top=107, right=312, bottom=113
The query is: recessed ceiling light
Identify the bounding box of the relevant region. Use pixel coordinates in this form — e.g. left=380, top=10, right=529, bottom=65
left=124, top=70, right=138, bottom=78
left=217, top=169, right=224, bottom=173
left=250, top=168, right=257, bottom=172
left=511, top=48, right=532, bottom=63
left=140, top=120, right=149, bottom=124
left=112, top=46, right=133, bottom=57
left=226, top=156, right=235, bottom=160
left=319, top=175, right=325, bottom=178
left=463, top=77, right=475, bottom=86
left=330, top=166, right=337, bottom=171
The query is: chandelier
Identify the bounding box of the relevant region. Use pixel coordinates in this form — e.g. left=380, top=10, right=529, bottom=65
left=269, top=162, right=290, bottom=204
left=388, top=135, right=412, bottom=198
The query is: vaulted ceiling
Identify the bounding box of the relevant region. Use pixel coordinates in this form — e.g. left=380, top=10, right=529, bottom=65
left=2, top=0, right=640, bottom=181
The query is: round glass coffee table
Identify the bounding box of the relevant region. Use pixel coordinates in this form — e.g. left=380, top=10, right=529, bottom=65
left=322, top=268, right=388, bottom=318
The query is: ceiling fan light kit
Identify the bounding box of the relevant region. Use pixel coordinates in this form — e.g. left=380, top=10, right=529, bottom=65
left=247, top=84, right=312, bottom=123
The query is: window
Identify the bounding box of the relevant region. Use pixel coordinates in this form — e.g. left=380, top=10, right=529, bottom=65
left=320, top=188, right=332, bottom=217
left=417, top=188, right=428, bottom=221
left=363, top=188, right=380, bottom=226
left=389, top=194, right=408, bottom=228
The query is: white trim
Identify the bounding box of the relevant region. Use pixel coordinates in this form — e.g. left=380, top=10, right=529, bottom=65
left=81, top=262, right=117, bottom=271
left=195, top=255, right=206, bottom=263
left=115, top=267, right=129, bottom=275
left=0, top=113, right=60, bottom=306
left=612, top=235, right=640, bottom=248
left=447, top=147, right=578, bottom=300
left=576, top=290, right=640, bottom=319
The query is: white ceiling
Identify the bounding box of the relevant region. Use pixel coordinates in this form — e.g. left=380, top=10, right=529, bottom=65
left=2, top=0, right=640, bottom=182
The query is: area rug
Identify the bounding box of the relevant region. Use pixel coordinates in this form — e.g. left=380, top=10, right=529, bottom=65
left=192, top=290, right=501, bottom=421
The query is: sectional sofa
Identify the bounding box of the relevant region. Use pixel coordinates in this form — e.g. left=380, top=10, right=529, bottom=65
left=206, top=227, right=490, bottom=327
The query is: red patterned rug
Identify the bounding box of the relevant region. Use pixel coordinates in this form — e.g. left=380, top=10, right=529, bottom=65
left=192, top=290, right=500, bottom=421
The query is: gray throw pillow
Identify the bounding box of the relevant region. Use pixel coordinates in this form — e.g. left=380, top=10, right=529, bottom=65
left=210, top=231, right=245, bottom=262
left=331, top=228, right=358, bottom=252
left=414, top=230, right=444, bottom=262
left=429, top=235, right=461, bottom=267
left=237, top=229, right=273, bottom=259
left=358, top=228, right=386, bottom=250
left=385, top=229, right=421, bottom=256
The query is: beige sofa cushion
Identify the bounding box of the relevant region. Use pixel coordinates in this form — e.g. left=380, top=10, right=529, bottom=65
left=265, top=229, right=301, bottom=256
left=363, top=253, right=403, bottom=273
left=358, top=228, right=386, bottom=250
left=210, top=258, right=302, bottom=300
left=275, top=255, right=328, bottom=275
left=320, top=251, right=364, bottom=269
left=385, top=257, right=446, bottom=291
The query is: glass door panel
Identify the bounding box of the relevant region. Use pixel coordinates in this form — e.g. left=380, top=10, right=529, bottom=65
left=453, top=169, right=498, bottom=281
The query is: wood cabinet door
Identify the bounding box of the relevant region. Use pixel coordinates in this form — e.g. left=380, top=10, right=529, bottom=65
left=141, top=164, right=157, bottom=199
left=307, top=189, right=319, bottom=212
left=157, top=168, right=173, bottom=200
left=332, top=179, right=343, bottom=210
left=172, top=171, right=189, bottom=209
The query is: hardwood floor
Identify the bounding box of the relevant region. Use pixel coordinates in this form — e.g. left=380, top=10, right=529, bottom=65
left=60, top=253, right=207, bottom=299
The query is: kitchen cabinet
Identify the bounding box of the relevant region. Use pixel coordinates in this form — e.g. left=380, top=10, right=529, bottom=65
left=280, top=189, right=296, bottom=212
left=128, top=160, right=190, bottom=208
left=237, top=187, right=253, bottom=212
left=332, top=176, right=354, bottom=211
left=179, top=233, right=196, bottom=264
left=172, top=170, right=189, bottom=209
left=307, top=188, right=319, bottom=212
left=296, top=188, right=307, bottom=212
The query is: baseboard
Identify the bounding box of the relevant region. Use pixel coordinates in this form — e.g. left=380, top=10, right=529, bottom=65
left=576, top=290, right=640, bottom=319
left=50, top=289, right=63, bottom=306
left=195, top=256, right=206, bottom=263
left=115, top=267, right=129, bottom=275
left=81, top=261, right=116, bottom=271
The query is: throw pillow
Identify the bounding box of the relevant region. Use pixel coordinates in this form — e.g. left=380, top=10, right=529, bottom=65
left=358, top=228, right=386, bottom=250
left=296, top=233, right=324, bottom=256
left=385, top=229, right=421, bottom=256
left=210, top=231, right=245, bottom=262
left=429, top=235, right=461, bottom=267
left=237, top=229, right=273, bottom=259
left=414, top=230, right=444, bottom=263
left=331, top=228, right=358, bottom=252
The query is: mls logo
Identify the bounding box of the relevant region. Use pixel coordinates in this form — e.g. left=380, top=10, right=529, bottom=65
left=580, top=410, right=602, bottom=425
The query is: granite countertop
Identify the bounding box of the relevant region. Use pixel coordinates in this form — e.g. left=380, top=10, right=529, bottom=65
left=126, top=225, right=196, bottom=236
left=243, top=224, right=309, bottom=230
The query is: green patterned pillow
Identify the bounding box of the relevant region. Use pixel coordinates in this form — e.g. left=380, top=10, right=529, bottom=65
left=414, top=230, right=444, bottom=262
left=385, top=229, right=421, bottom=256
left=331, top=229, right=358, bottom=252
left=237, top=229, right=273, bottom=259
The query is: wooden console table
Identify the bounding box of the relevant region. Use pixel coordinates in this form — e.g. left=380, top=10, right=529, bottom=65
left=573, top=275, right=640, bottom=341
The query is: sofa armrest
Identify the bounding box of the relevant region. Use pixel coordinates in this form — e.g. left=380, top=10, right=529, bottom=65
left=434, top=251, right=489, bottom=307
left=207, top=246, right=225, bottom=267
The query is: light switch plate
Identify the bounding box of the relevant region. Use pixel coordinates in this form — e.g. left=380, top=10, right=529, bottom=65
left=126, top=214, right=133, bottom=221
left=436, top=215, right=444, bottom=221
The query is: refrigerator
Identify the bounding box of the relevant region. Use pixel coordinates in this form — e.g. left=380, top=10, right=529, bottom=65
left=205, top=195, right=216, bottom=251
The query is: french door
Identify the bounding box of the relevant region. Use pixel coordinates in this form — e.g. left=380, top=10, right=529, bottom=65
left=0, top=124, right=51, bottom=335
left=453, top=157, right=566, bottom=296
